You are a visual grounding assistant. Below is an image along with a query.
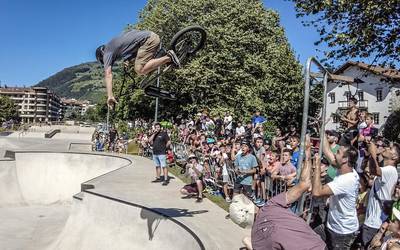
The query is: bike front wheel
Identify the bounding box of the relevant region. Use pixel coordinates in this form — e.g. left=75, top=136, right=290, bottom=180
left=170, top=26, right=207, bottom=60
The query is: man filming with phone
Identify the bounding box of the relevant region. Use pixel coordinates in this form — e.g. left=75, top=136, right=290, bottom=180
left=149, top=122, right=171, bottom=186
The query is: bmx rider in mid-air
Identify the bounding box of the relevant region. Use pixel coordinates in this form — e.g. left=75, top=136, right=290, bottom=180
left=96, top=29, right=181, bottom=108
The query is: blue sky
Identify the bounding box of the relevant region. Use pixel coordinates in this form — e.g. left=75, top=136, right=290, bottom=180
left=1, top=0, right=325, bottom=86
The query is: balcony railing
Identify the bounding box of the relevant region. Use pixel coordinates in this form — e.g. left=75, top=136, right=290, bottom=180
left=338, top=100, right=368, bottom=109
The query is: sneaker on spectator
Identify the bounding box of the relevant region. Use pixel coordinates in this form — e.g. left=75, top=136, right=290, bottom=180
left=151, top=177, right=163, bottom=183
left=196, top=197, right=203, bottom=203
left=254, top=198, right=265, bottom=207
left=225, top=197, right=232, bottom=203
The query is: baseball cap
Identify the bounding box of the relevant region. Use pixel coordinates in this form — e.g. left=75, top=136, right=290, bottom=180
left=229, top=194, right=256, bottom=228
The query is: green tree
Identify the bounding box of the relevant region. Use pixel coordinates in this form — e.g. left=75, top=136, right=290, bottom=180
left=121, top=0, right=303, bottom=125
left=84, top=107, right=99, bottom=122
left=0, top=96, right=18, bottom=121
left=290, top=0, right=400, bottom=66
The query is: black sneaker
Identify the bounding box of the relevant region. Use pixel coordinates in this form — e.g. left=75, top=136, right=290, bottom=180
left=151, top=177, right=162, bottom=183
left=167, top=50, right=181, bottom=68
left=162, top=180, right=169, bottom=186
left=196, top=197, right=203, bottom=203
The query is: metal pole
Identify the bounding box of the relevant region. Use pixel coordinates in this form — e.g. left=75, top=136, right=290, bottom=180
left=106, top=106, right=109, bottom=133
left=154, top=42, right=162, bottom=123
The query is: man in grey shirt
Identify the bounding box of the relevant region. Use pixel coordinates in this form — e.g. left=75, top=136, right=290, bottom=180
left=96, top=29, right=180, bottom=108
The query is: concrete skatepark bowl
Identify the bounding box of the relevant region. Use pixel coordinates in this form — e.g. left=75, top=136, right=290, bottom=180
left=0, top=151, right=205, bottom=250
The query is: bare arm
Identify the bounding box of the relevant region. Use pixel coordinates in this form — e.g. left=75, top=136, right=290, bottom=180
left=286, top=135, right=312, bottom=204
left=312, top=153, right=334, bottom=197
left=105, top=66, right=113, bottom=97
left=322, top=134, right=337, bottom=167
left=368, top=142, right=382, bottom=177
left=240, top=167, right=257, bottom=175
left=369, top=222, right=388, bottom=248
left=148, top=132, right=156, bottom=145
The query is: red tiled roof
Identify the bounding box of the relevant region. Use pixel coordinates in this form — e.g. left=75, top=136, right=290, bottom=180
left=334, top=61, right=400, bottom=79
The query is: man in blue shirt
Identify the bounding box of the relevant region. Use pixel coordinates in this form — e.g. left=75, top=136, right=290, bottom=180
left=234, top=140, right=258, bottom=197
left=289, top=135, right=300, bottom=169
left=251, top=110, right=266, bottom=127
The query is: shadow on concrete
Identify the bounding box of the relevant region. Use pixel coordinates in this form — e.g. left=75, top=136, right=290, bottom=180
left=140, top=207, right=208, bottom=240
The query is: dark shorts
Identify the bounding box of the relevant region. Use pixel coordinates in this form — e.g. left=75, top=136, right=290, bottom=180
left=233, top=182, right=252, bottom=195
left=257, top=174, right=266, bottom=182
left=314, top=224, right=356, bottom=250
left=182, top=183, right=198, bottom=194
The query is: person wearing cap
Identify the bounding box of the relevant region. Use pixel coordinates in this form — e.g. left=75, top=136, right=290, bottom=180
left=233, top=140, right=258, bottom=197
left=230, top=136, right=326, bottom=249
left=325, top=129, right=341, bottom=183
left=180, top=154, right=204, bottom=202
left=361, top=141, right=400, bottom=248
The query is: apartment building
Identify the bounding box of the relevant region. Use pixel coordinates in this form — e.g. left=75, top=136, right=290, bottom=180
left=61, top=98, right=95, bottom=119
left=0, top=86, right=62, bottom=123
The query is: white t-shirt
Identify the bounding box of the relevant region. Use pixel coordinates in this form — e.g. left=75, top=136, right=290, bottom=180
left=364, top=165, right=398, bottom=229
left=236, top=126, right=245, bottom=136
left=327, top=169, right=360, bottom=234
left=188, top=163, right=203, bottom=180
left=224, top=115, right=233, bottom=130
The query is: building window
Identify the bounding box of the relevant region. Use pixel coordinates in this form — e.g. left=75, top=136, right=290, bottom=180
left=376, top=89, right=383, bottom=102
left=373, top=113, right=380, bottom=124
left=358, top=91, right=364, bottom=101
left=329, top=92, right=335, bottom=103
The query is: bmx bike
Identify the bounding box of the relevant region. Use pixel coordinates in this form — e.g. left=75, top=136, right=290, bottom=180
left=117, top=25, right=207, bottom=101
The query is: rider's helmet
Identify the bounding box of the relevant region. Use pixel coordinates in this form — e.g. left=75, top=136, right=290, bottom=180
left=96, top=45, right=105, bottom=64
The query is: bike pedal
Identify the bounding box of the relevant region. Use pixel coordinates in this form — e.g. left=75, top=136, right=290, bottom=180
left=144, top=86, right=177, bottom=100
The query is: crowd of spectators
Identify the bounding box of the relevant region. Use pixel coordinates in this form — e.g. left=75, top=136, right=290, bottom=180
left=134, top=107, right=400, bottom=250
left=92, top=126, right=128, bottom=153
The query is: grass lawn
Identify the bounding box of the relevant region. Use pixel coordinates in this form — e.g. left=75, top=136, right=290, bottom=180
left=127, top=141, right=140, bottom=155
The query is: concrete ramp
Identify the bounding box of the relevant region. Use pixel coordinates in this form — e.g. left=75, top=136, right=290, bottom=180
left=0, top=152, right=130, bottom=206
left=49, top=192, right=204, bottom=250
left=1, top=151, right=248, bottom=249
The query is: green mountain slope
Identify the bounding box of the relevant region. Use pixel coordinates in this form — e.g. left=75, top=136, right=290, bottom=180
left=35, top=62, right=106, bottom=103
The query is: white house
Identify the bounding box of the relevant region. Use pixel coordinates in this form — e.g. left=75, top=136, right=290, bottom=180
left=325, top=61, right=400, bottom=130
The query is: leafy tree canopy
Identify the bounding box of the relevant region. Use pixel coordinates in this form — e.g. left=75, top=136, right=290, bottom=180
left=0, top=96, right=18, bottom=121
left=290, top=0, right=400, bottom=67
left=115, top=0, right=304, bottom=126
